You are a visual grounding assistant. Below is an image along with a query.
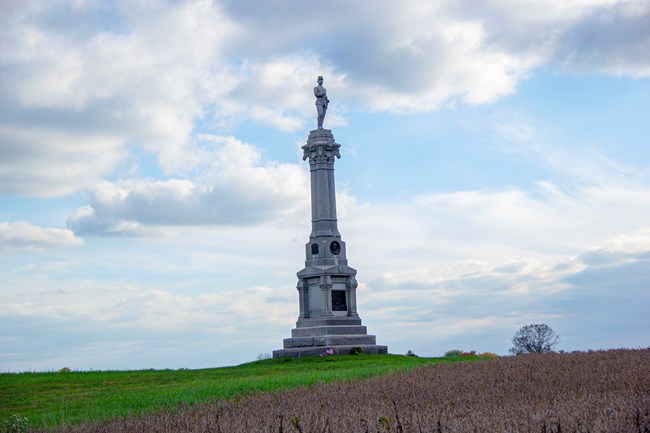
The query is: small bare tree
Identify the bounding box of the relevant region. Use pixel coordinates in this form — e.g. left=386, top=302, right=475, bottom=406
left=509, top=324, right=560, bottom=355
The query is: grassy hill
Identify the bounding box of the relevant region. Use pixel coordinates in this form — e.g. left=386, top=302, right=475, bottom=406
left=0, top=353, right=472, bottom=430
left=4, top=350, right=648, bottom=432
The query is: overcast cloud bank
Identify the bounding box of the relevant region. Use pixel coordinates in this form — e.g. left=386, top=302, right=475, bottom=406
left=2, top=228, right=648, bottom=370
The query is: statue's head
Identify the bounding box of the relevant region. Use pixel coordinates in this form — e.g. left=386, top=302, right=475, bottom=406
left=317, top=76, right=323, bottom=83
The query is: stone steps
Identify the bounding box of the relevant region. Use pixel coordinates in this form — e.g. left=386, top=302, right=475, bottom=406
left=291, top=325, right=368, bottom=337
left=273, top=344, right=388, bottom=358
left=283, top=334, right=377, bottom=349
left=295, top=317, right=362, bottom=327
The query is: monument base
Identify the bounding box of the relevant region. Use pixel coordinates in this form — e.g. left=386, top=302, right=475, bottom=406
left=273, top=344, right=388, bottom=358
left=273, top=317, right=388, bottom=358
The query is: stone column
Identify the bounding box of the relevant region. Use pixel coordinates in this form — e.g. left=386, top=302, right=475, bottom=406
left=320, top=275, right=333, bottom=317
left=303, top=284, right=310, bottom=318
left=327, top=158, right=337, bottom=222
left=297, top=279, right=307, bottom=319
left=303, top=129, right=341, bottom=239
left=346, top=276, right=359, bottom=317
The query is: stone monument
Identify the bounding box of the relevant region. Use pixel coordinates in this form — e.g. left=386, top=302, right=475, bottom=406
left=273, top=77, right=388, bottom=358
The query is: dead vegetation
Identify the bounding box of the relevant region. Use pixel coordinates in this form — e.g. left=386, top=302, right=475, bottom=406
left=36, top=349, right=650, bottom=433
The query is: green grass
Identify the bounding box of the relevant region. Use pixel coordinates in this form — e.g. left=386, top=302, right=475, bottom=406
left=0, top=354, right=483, bottom=430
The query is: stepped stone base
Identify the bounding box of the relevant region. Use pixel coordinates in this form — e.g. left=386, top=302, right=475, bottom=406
left=273, top=344, right=388, bottom=358
left=273, top=317, right=387, bottom=358
left=284, top=334, right=376, bottom=348
left=296, top=317, right=362, bottom=327
left=291, top=325, right=367, bottom=337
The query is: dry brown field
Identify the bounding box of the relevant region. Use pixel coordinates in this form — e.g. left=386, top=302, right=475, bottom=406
left=37, top=348, right=650, bottom=433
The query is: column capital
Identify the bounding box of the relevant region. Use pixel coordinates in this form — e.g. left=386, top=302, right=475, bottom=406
left=302, top=129, right=341, bottom=162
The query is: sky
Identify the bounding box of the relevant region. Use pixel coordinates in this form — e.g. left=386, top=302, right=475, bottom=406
left=1, top=0, right=649, bottom=371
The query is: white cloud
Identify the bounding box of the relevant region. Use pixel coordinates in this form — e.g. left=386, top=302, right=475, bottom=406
left=0, top=267, right=297, bottom=370
left=0, top=0, right=239, bottom=196
left=603, top=229, right=650, bottom=253
left=2, top=224, right=648, bottom=369
left=213, top=54, right=343, bottom=131
left=0, top=221, right=83, bottom=253
left=2, top=1, right=237, bottom=111
left=443, top=0, right=650, bottom=75
left=67, top=135, right=310, bottom=235
left=0, top=125, right=126, bottom=197
left=484, top=111, right=650, bottom=187
left=555, top=0, right=650, bottom=75
left=0, top=282, right=292, bottom=331
left=360, top=227, right=650, bottom=355
left=2, top=0, right=648, bottom=197
left=338, top=180, right=650, bottom=284
left=219, top=0, right=650, bottom=113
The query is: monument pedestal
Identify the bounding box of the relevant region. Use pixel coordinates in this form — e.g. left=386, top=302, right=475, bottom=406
left=273, top=129, right=387, bottom=358
left=273, top=316, right=387, bottom=357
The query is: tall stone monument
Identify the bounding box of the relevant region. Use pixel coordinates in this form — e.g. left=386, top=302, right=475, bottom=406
left=273, top=77, right=388, bottom=358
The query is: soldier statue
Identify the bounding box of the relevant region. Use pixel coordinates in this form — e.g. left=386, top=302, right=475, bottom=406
left=314, top=76, right=329, bottom=129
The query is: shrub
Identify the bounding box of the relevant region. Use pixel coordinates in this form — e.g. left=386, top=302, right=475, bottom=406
left=444, top=349, right=463, bottom=357
left=59, top=367, right=71, bottom=373
left=405, top=350, right=418, bottom=357
left=479, top=352, right=500, bottom=359
left=350, top=347, right=364, bottom=355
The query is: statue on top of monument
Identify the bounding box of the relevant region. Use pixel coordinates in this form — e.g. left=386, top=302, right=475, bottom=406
left=314, top=76, right=329, bottom=129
